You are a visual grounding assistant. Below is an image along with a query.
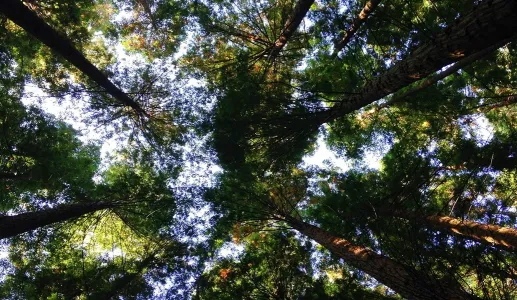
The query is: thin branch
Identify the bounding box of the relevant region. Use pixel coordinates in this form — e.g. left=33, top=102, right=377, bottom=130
left=331, top=0, right=382, bottom=58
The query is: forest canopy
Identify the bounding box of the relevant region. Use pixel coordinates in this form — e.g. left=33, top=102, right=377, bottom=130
left=1, top=0, right=517, bottom=299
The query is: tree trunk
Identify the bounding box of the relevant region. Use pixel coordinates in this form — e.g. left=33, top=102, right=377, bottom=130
left=320, top=0, right=517, bottom=124
left=331, top=0, right=382, bottom=58
left=0, top=201, right=114, bottom=239
left=394, top=212, right=517, bottom=252
left=267, top=0, right=314, bottom=61
left=0, top=0, right=147, bottom=117
left=286, top=217, right=477, bottom=300
left=382, top=38, right=512, bottom=108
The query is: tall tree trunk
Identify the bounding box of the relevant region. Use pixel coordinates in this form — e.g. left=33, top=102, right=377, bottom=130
left=267, top=0, right=314, bottom=61
left=381, top=38, right=512, bottom=108
left=0, top=0, right=147, bottom=117
left=393, top=212, right=517, bottom=252
left=315, top=0, right=517, bottom=124
left=331, top=0, right=382, bottom=58
left=0, top=201, right=115, bottom=239
left=286, top=217, right=477, bottom=300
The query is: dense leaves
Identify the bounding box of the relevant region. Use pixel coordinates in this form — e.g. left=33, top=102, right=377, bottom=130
left=2, top=0, right=517, bottom=299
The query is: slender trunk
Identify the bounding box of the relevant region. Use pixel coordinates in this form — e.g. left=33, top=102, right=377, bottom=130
left=0, top=0, right=147, bottom=117
left=321, top=0, right=517, bottom=123
left=472, top=94, right=517, bottom=114
left=383, top=38, right=512, bottom=107
left=286, top=217, right=476, bottom=300
left=394, top=212, right=517, bottom=252
left=0, top=201, right=114, bottom=239
left=267, top=0, right=314, bottom=61
left=331, top=0, right=382, bottom=58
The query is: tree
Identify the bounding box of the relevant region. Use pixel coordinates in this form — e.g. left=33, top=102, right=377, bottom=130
left=331, top=0, right=382, bottom=58
left=0, top=201, right=115, bottom=240
left=0, top=217, right=188, bottom=299
left=0, top=0, right=147, bottom=118
left=0, top=0, right=191, bottom=149
left=0, top=146, right=186, bottom=298
left=195, top=230, right=394, bottom=299
left=3, top=0, right=517, bottom=298
left=390, top=211, right=517, bottom=252
left=266, top=0, right=314, bottom=61
left=113, top=0, right=190, bottom=59
left=286, top=216, right=474, bottom=300
left=186, top=0, right=313, bottom=72
left=0, top=99, right=100, bottom=208
left=206, top=170, right=476, bottom=299
left=203, top=0, right=517, bottom=170
left=306, top=138, right=517, bottom=298
left=319, top=0, right=517, bottom=121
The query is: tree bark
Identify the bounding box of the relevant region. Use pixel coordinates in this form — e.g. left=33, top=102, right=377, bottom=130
left=382, top=38, right=513, bottom=107
left=393, top=212, right=517, bottom=252
left=0, top=0, right=147, bottom=117
left=267, top=0, right=314, bottom=61
left=286, top=217, right=476, bottom=300
left=0, top=201, right=115, bottom=239
left=331, top=0, right=382, bottom=58
left=319, top=0, right=517, bottom=124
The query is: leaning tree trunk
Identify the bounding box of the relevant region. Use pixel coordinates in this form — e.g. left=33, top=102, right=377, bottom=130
left=311, top=0, right=517, bottom=125
left=393, top=211, right=517, bottom=252
left=0, top=201, right=115, bottom=239
left=382, top=38, right=513, bottom=108
left=331, top=0, right=382, bottom=58
left=0, top=0, right=147, bottom=117
left=267, top=0, right=314, bottom=61
left=286, top=217, right=477, bottom=300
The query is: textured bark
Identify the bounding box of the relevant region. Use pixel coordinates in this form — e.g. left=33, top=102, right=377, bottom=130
left=331, top=0, right=382, bottom=58
left=473, top=95, right=517, bottom=114
left=0, top=0, right=147, bottom=117
left=286, top=217, right=476, bottom=300
left=338, top=205, right=517, bottom=252
left=320, top=0, right=517, bottom=123
left=399, top=213, right=517, bottom=252
left=267, top=0, right=314, bottom=61
left=0, top=202, right=114, bottom=239
left=384, top=38, right=513, bottom=107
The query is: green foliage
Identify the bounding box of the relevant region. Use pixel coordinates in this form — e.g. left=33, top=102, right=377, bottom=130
left=3, top=0, right=517, bottom=298
left=0, top=228, right=186, bottom=299
left=0, top=98, right=100, bottom=209
left=211, top=54, right=318, bottom=170
left=1, top=0, right=115, bottom=90
left=114, top=0, right=190, bottom=59
left=195, top=230, right=393, bottom=299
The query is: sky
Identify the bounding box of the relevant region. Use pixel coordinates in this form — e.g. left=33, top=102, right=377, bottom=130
left=16, top=35, right=499, bottom=264
left=2, top=3, right=505, bottom=293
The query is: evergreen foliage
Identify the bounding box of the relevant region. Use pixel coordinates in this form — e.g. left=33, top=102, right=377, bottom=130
left=1, top=0, right=517, bottom=298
